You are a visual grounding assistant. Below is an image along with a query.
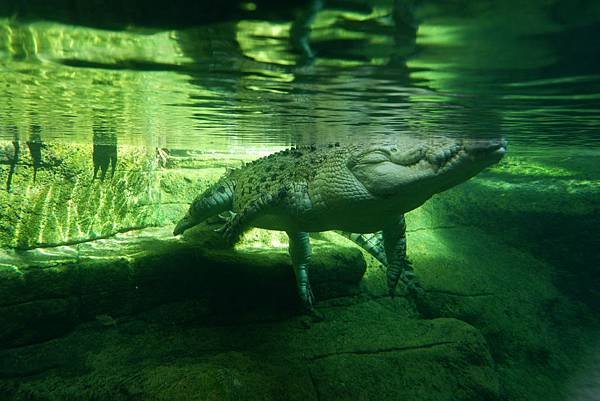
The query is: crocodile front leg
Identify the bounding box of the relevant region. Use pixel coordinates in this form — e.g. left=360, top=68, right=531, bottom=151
left=383, top=214, right=421, bottom=297
left=287, top=231, right=314, bottom=310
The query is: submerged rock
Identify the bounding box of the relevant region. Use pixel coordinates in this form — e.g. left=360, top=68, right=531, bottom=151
left=0, top=300, right=498, bottom=401
left=407, top=226, right=598, bottom=401
left=0, top=226, right=366, bottom=348
left=0, top=218, right=597, bottom=401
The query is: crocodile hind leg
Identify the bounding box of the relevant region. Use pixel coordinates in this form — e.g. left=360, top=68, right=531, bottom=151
left=287, top=231, right=315, bottom=310
left=383, top=214, right=422, bottom=297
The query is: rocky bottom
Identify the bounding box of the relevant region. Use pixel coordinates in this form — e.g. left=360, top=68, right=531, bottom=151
left=0, top=225, right=598, bottom=401
left=0, top=299, right=496, bottom=401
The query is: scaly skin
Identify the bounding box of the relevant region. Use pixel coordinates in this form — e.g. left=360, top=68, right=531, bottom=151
left=174, top=137, right=507, bottom=311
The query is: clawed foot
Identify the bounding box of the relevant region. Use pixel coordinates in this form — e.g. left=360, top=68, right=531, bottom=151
left=298, top=282, right=323, bottom=321
left=400, top=270, right=425, bottom=297
left=218, top=211, right=236, bottom=222
left=213, top=214, right=239, bottom=245
left=387, top=269, right=424, bottom=298
left=300, top=302, right=324, bottom=325
left=306, top=307, right=324, bottom=322
left=206, top=211, right=235, bottom=225
left=299, top=281, right=315, bottom=307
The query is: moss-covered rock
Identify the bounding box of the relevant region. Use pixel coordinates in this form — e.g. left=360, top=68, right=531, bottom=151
left=411, top=157, right=600, bottom=311
left=408, top=226, right=597, bottom=401
left=0, top=216, right=597, bottom=401
left=0, top=226, right=366, bottom=348
left=0, top=299, right=498, bottom=401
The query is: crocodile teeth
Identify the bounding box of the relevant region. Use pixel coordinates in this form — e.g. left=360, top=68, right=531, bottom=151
left=426, top=144, right=466, bottom=172
left=437, top=149, right=467, bottom=173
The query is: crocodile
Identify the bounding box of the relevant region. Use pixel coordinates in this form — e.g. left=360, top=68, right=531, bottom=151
left=174, top=136, right=507, bottom=311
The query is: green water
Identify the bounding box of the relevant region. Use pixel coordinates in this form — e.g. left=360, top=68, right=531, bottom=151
left=0, top=1, right=599, bottom=401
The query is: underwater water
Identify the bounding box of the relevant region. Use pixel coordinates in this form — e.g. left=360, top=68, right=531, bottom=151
left=0, top=1, right=599, bottom=401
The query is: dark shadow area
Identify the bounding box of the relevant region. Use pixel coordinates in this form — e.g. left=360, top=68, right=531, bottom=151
left=0, top=0, right=311, bottom=30
left=0, top=226, right=366, bottom=349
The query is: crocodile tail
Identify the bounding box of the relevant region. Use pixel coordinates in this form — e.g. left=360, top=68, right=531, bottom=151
left=337, top=231, right=388, bottom=266
left=174, top=178, right=235, bottom=235
left=173, top=216, right=195, bottom=236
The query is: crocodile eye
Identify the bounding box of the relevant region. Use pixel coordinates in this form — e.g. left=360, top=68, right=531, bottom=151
left=390, top=147, right=397, bottom=152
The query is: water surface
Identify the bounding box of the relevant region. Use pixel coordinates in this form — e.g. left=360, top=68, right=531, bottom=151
left=0, top=0, right=599, bottom=155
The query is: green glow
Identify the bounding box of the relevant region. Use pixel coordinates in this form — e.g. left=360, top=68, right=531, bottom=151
left=414, top=24, right=463, bottom=46
left=0, top=19, right=190, bottom=65
left=505, top=75, right=600, bottom=88
left=493, top=158, right=574, bottom=177
left=240, top=2, right=257, bottom=12
left=236, top=20, right=295, bottom=66
left=503, top=93, right=600, bottom=101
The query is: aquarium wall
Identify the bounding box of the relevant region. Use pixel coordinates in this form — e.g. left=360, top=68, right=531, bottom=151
left=0, top=141, right=235, bottom=249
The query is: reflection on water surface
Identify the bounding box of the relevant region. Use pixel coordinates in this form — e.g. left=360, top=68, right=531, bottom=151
left=0, top=0, right=598, bottom=153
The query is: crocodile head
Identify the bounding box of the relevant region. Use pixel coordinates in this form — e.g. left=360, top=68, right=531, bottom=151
left=349, top=137, right=506, bottom=211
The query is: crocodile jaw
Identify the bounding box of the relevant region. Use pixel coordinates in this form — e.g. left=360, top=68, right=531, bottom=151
left=429, top=138, right=506, bottom=193
left=350, top=138, right=506, bottom=208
